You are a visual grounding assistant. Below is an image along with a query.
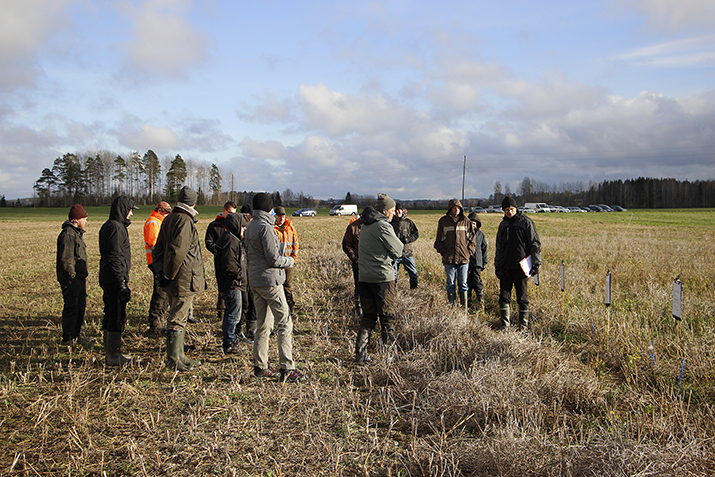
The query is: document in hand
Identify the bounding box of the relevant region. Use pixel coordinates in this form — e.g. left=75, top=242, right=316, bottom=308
left=519, top=255, right=533, bottom=276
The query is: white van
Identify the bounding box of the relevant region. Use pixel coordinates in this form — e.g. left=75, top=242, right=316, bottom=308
left=524, top=202, right=552, bottom=213
left=329, top=204, right=358, bottom=216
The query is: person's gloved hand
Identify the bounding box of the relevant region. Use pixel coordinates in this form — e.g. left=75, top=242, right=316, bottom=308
left=120, top=282, right=132, bottom=303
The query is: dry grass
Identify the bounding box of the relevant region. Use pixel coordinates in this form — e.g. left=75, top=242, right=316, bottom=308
left=1, top=210, right=714, bottom=476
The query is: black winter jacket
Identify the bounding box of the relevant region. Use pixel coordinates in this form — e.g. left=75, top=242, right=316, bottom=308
left=391, top=215, right=419, bottom=258
left=56, top=220, right=88, bottom=286
left=215, top=214, right=246, bottom=292
left=98, top=196, right=134, bottom=290
left=494, top=211, right=541, bottom=272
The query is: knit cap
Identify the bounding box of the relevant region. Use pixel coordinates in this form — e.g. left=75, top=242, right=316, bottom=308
left=177, top=186, right=197, bottom=207
left=69, top=204, right=88, bottom=220
left=253, top=193, right=273, bottom=213
left=501, top=196, right=517, bottom=210
left=375, top=193, right=396, bottom=212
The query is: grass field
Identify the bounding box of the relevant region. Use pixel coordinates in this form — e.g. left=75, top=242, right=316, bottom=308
left=1, top=207, right=714, bottom=476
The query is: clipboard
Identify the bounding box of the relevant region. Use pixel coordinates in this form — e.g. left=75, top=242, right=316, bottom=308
left=519, top=255, right=533, bottom=276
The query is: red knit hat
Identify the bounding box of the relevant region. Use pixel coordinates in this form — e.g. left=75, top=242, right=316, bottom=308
left=69, top=204, right=88, bottom=220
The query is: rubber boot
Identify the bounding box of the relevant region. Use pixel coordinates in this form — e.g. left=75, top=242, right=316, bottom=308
left=381, top=324, right=396, bottom=348
left=499, top=304, right=511, bottom=330
left=458, top=291, right=469, bottom=312
left=477, top=293, right=485, bottom=312
left=447, top=291, right=457, bottom=306
left=177, top=329, right=201, bottom=368
left=518, top=306, right=529, bottom=331
left=409, top=278, right=418, bottom=290
left=166, top=330, right=193, bottom=372
left=355, top=327, right=372, bottom=364
left=105, top=331, right=132, bottom=367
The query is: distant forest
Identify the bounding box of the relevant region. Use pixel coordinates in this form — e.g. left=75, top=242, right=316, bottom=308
left=4, top=149, right=714, bottom=209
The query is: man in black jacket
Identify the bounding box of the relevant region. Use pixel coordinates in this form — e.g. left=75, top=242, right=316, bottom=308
left=494, top=196, right=541, bottom=330
left=56, top=204, right=89, bottom=344
left=215, top=213, right=246, bottom=354
left=99, top=195, right=137, bottom=366
left=390, top=205, right=419, bottom=289
left=205, top=201, right=237, bottom=319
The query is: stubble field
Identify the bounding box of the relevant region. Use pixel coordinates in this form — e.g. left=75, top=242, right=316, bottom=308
left=0, top=207, right=714, bottom=476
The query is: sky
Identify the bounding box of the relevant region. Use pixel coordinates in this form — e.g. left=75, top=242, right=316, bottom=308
left=1, top=0, right=714, bottom=201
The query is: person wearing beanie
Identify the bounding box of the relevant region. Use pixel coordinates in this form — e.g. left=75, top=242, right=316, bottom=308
left=355, top=193, right=403, bottom=364
left=245, top=192, right=305, bottom=383
left=56, top=204, right=89, bottom=344
left=434, top=198, right=476, bottom=309
left=494, top=196, right=542, bottom=331
left=144, top=201, right=173, bottom=333
left=390, top=204, right=419, bottom=289
left=205, top=201, right=238, bottom=321
left=273, top=206, right=300, bottom=317
left=98, top=196, right=138, bottom=366
left=467, top=211, right=488, bottom=312
left=152, top=186, right=207, bottom=372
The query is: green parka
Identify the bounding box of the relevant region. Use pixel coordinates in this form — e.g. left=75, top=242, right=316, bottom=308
left=358, top=207, right=403, bottom=283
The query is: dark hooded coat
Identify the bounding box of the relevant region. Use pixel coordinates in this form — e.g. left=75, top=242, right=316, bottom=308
left=98, top=196, right=134, bottom=290
left=57, top=220, right=88, bottom=286
left=215, top=213, right=247, bottom=292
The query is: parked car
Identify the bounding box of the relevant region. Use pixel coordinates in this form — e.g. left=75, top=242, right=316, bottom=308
left=522, top=206, right=538, bottom=213
left=612, top=205, right=627, bottom=212
left=588, top=205, right=604, bottom=212
left=292, top=208, right=317, bottom=217
left=471, top=206, right=486, bottom=213
left=329, top=204, right=358, bottom=216
left=567, top=207, right=586, bottom=213
left=551, top=205, right=568, bottom=213
left=595, top=204, right=614, bottom=212
left=486, top=205, right=503, bottom=213
left=524, top=202, right=553, bottom=212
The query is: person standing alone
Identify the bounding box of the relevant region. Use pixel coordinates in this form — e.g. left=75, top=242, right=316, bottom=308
left=56, top=204, right=89, bottom=345
left=494, top=196, right=541, bottom=330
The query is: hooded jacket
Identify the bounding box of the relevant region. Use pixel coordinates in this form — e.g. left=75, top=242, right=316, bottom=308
left=152, top=205, right=207, bottom=296
left=342, top=216, right=362, bottom=263
left=98, top=196, right=133, bottom=289
left=205, top=213, right=227, bottom=256
left=494, top=210, right=541, bottom=272
left=433, top=199, right=476, bottom=265
left=468, top=214, right=488, bottom=269
left=56, top=220, right=88, bottom=285
left=215, top=213, right=246, bottom=292
left=358, top=206, right=403, bottom=283
left=244, top=209, right=294, bottom=288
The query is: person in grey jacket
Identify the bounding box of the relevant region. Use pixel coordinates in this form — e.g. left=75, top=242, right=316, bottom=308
left=467, top=212, right=488, bottom=312
left=355, top=193, right=403, bottom=363
left=152, top=186, right=206, bottom=371
left=244, top=193, right=305, bottom=383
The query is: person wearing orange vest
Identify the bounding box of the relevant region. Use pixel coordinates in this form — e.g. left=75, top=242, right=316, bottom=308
left=144, top=201, right=172, bottom=332
left=273, top=207, right=299, bottom=317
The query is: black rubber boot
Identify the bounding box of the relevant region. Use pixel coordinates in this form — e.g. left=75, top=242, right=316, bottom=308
left=105, top=331, right=132, bottom=367
left=458, top=291, right=469, bottom=312
left=447, top=291, right=457, bottom=306
left=518, top=306, right=529, bottom=331
left=499, top=304, right=511, bottom=330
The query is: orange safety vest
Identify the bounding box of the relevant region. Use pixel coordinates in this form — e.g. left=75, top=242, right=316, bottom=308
left=143, top=210, right=165, bottom=265
left=274, top=218, right=299, bottom=262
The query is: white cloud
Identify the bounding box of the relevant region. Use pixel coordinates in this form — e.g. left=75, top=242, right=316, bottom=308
left=118, top=0, right=210, bottom=79
left=620, top=0, right=715, bottom=33
left=612, top=34, right=715, bottom=68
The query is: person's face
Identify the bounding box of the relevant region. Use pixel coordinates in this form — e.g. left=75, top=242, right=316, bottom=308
left=383, top=206, right=396, bottom=220
left=126, top=210, right=133, bottom=219
left=75, top=217, right=88, bottom=230
left=222, top=207, right=236, bottom=218
left=450, top=205, right=460, bottom=217
left=275, top=214, right=286, bottom=225
left=503, top=206, right=517, bottom=218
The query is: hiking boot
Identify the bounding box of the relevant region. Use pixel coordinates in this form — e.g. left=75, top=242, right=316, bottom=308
left=222, top=342, right=241, bottom=354
left=253, top=366, right=279, bottom=378
left=279, top=368, right=307, bottom=383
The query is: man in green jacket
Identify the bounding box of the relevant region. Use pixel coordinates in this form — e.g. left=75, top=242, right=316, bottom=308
left=152, top=186, right=206, bottom=371
left=355, top=193, right=403, bottom=363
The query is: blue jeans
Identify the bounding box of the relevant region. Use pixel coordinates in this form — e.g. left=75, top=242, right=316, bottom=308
left=221, top=288, right=243, bottom=346
left=394, top=256, right=418, bottom=288
left=444, top=263, right=469, bottom=293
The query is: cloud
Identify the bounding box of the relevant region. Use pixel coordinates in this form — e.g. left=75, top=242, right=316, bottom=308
left=118, top=0, right=210, bottom=79
left=612, top=34, right=715, bottom=68
left=620, top=0, right=715, bottom=33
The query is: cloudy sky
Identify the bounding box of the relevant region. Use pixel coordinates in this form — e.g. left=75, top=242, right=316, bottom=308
left=1, top=0, right=714, bottom=201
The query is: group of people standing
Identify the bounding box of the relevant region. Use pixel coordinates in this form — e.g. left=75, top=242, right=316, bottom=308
left=343, top=194, right=542, bottom=363
left=55, top=187, right=305, bottom=383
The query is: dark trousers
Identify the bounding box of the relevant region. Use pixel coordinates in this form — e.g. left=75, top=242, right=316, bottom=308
left=241, top=286, right=257, bottom=336
left=102, top=287, right=127, bottom=332
left=351, top=261, right=361, bottom=301
left=148, top=270, right=169, bottom=329
left=498, top=268, right=529, bottom=308
left=359, top=281, right=396, bottom=330
left=283, top=267, right=295, bottom=311
left=468, top=266, right=484, bottom=296
left=61, top=279, right=86, bottom=341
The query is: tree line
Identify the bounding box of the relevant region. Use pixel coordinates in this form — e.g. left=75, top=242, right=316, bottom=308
left=30, top=149, right=318, bottom=209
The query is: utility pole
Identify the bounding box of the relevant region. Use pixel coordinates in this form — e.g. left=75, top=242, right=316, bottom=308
left=461, top=155, right=467, bottom=204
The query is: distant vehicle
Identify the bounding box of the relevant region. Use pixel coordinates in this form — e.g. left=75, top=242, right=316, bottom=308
left=471, top=206, right=486, bottom=213
left=612, top=205, right=627, bottom=212
left=522, top=206, right=538, bottom=213
left=567, top=207, right=586, bottom=213
left=292, top=208, right=317, bottom=217
left=588, top=205, right=605, bottom=212
left=596, top=204, right=614, bottom=212
left=486, top=205, right=503, bottom=213
left=551, top=205, right=568, bottom=213
left=524, top=202, right=553, bottom=213
left=580, top=207, right=592, bottom=212
left=329, top=204, right=358, bottom=216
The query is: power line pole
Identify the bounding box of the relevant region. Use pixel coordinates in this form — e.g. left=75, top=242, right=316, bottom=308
left=461, top=155, right=467, bottom=204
